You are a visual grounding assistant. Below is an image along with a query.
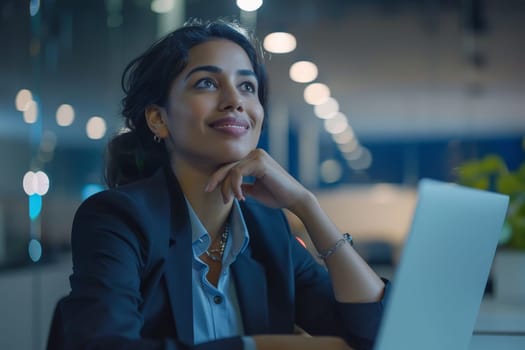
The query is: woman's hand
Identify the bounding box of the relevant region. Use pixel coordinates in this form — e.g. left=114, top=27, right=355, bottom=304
left=205, top=149, right=312, bottom=213
left=252, top=335, right=353, bottom=350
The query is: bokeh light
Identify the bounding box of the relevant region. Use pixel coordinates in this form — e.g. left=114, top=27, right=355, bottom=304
left=289, top=61, right=318, bottom=83
left=304, top=83, right=330, bottom=105
left=86, top=116, right=107, bottom=140
left=29, top=194, right=42, bottom=220
left=29, top=0, right=40, bottom=17
left=314, top=97, right=339, bottom=119
left=23, top=100, right=38, bottom=124
left=15, top=89, right=33, bottom=111
left=347, top=147, right=373, bottom=170
left=263, top=32, right=296, bottom=54
left=56, top=104, right=75, bottom=126
left=320, top=159, right=343, bottom=183
left=82, top=184, right=104, bottom=200
left=236, top=0, right=263, bottom=12
left=338, top=139, right=359, bottom=153
left=23, top=171, right=36, bottom=195
left=23, top=170, right=50, bottom=196
left=28, top=239, right=42, bottom=262
left=324, top=113, right=348, bottom=134
left=150, top=0, right=175, bottom=13
left=343, top=146, right=363, bottom=160
left=35, top=171, right=50, bottom=195
left=332, top=127, right=355, bottom=144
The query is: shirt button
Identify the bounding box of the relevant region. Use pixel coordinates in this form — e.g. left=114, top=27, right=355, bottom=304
left=213, top=295, right=223, bottom=304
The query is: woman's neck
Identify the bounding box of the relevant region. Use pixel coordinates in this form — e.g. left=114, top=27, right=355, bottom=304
left=170, top=159, right=233, bottom=240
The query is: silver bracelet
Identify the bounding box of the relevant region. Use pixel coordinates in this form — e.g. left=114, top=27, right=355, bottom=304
left=317, top=233, right=353, bottom=260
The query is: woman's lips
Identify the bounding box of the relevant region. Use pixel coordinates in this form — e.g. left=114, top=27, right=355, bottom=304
left=209, top=117, right=250, bottom=136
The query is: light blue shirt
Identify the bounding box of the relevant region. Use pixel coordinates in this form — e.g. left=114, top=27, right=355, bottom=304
left=187, top=199, right=256, bottom=350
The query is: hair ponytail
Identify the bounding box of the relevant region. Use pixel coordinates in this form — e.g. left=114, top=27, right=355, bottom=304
left=104, top=130, right=168, bottom=188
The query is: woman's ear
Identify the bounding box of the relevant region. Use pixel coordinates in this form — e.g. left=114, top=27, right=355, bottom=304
left=145, top=105, right=169, bottom=139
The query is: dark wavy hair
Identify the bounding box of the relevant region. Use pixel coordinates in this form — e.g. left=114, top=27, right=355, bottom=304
left=105, top=19, right=268, bottom=188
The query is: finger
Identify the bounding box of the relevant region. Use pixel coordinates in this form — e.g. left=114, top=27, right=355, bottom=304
left=220, top=166, right=250, bottom=203
left=219, top=169, right=242, bottom=204
left=229, top=167, right=246, bottom=201
left=205, top=162, right=238, bottom=192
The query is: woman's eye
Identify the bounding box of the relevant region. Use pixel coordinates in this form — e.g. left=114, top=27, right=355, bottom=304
left=240, top=81, right=256, bottom=93
left=195, top=78, right=217, bottom=89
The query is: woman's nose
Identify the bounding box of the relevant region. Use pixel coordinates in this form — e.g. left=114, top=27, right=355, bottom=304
left=219, top=86, right=244, bottom=112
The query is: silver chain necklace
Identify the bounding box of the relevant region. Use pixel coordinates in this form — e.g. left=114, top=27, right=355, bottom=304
left=205, top=222, right=230, bottom=262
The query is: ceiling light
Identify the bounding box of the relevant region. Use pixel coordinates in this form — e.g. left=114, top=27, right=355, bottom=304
left=324, top=112, right=348, bottom=134
left=347, top=147, right=372, bottom=170
left=15, top=89, right=33, bottom=111
left=320, top=159, right=343, bottom=183
left=289, top=61, right=318, bottom=83
left=150, top=0, right=174, bottom=14
left=303, top=83, right=330, bottom=105
left=343, top=146, right=363, bottom=160
left=236, top=0, right=263, bottom=12
left=332, top=125, right=355, bottom=144
left=56, top=104, right=75, bottom=126
left=86, top=116, right=107, bottom=140
left=22, top=170, right=49, bottom=196
left=29, top=0, right=40, bottom=17
left=314, top=97, right=339, bottom=119
left=23, top=101, right=38, bottom=124
left=263, top=32, right=296, bottom=54
left=28, top=239, right=42, bottom=262
left=338, top=139, right=359, bottom=153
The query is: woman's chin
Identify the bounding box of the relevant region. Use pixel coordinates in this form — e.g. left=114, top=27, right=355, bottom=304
left=215, top=148, right=254, bottom=166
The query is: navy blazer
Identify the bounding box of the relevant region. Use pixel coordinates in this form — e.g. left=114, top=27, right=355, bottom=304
left=60, top=168, right=387, bottom=350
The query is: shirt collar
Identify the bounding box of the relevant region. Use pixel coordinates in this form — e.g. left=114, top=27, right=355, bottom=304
left=186, top=198, right=250, bottom=259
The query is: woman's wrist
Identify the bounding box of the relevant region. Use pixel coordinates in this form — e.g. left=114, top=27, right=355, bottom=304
left=287, top=190, right=318, bottom=220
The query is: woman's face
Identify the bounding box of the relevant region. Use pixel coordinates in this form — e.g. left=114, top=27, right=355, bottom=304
left=159, top=38, right=264, bottom=172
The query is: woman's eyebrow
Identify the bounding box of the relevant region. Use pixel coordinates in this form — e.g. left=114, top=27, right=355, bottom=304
left=238, top=69, right=257, bottom=78
left=184, top=65, right=221, bottom=81
left=184, top=65, right=257, bottom=81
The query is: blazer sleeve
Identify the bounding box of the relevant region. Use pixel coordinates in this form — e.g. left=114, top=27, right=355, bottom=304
left=61, top=190, right=245, bottom=350
left=287, top=211, right=391, bottom=350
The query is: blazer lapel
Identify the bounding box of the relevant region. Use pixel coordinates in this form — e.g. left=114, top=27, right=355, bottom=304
left=238, top=200, right=295, bottom=334
left=231, top=249, right=269, bottom=334
left=162, top=168, right=194, bottom=345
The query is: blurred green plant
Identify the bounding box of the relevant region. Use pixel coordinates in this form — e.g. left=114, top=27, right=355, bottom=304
left=456, top=138, right=525, bottom=250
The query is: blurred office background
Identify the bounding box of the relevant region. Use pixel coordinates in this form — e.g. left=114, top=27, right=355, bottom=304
left=0, top=0, right=524, bottom=349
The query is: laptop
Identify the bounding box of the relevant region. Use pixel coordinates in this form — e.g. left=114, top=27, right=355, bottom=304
left=374, top=179, right=509, bottom=350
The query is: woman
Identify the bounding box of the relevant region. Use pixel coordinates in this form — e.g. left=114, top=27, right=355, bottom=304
left=61, top=20, right=389, bottom=350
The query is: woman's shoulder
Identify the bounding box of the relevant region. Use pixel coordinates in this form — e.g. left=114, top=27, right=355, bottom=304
left=77, top=169, right=169, bottom=215
left=72, top=170, right=172, bottom=251
left=71, top=170, right=172, bottom=263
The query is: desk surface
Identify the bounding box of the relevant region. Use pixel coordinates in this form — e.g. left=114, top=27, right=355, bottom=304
left=468, top=298, right=525, bottom=350
left=469, top=335, right=525, bottom=350
left=475, top=297, right=525, bottom=334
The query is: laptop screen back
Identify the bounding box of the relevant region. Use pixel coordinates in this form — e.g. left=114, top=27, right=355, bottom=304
left=375, top=179, right=509, bottom=350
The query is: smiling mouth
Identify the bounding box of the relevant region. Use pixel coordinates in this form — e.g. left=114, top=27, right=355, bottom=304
left=209, top=118, right=251, bottom=136
left=213, top=124, right=249, bottom=130
left=209, top=117, right=251, bottom=129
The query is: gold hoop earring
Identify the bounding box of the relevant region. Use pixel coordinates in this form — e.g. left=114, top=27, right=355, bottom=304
left=153, top=135, right=161, bottom=143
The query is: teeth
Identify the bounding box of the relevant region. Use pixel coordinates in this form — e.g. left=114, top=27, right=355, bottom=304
left=215, top=124, right=247, bottom=129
